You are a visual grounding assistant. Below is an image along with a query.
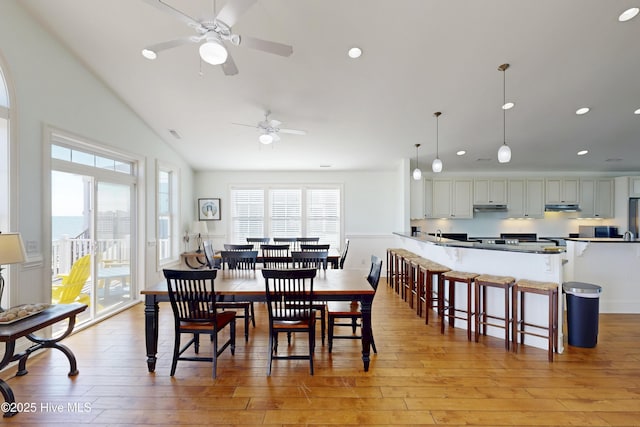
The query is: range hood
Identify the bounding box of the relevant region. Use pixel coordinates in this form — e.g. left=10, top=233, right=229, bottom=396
left=473, top=204, right=508, bottom=213
left=544, top=204, right=581, bottom=212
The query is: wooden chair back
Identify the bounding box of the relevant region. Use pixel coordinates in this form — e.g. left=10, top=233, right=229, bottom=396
left=367, top=255, right=383, bottom=291
left=261, top=244, right=291, bottom=268
left=339, top=239, right=350, bottom=269
left=203, top=241, right=218, bottom=269
left=223, top=244, right=253, bottom=251
left=246, top=237, right=270, bottom=250
left=263, top=268, right=317, bottom=322
left=219, top=250, right=258, bottom=271
left=163, top=269, right=220, bottom=323
left=291, top=250, right=328, bottom=270
left=300, top=244, right=331, bottom=251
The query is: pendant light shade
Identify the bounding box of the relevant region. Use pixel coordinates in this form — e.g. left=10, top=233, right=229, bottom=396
left=412, top=143, right=422, bottom=180
left=498, top=63, right=512, bottom=163
left=432, top=112, right=443, bottom=173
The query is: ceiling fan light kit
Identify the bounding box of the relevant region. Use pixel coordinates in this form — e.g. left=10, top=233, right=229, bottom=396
left=199, top=35, right=228, bottom=65
left=497, top=63, right=512, bottom=164
left=259, top=133, right=274, bottom=144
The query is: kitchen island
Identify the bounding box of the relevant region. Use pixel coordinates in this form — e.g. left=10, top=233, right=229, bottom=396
left=564, top=238, right=640, bottom=313
left=393, top=232, right=566, bottom=352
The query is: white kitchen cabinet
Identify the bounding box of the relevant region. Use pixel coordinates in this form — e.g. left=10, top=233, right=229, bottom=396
left=432, top=178, right=472, bottom=219
left=410, top=178, right=433, bottom=219
left=629, top=177, right=640, bottom=197
left=473, top=178, right=507, bottom=205
left=579, top=178, right=614, bottom=218
left=545, top=178, right=579, bottom=204
left=507, top=178, right=545, bottom=218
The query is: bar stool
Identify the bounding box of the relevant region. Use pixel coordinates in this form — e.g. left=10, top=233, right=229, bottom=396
left=399, top=252, right=420, bottom=302
left=475, top=274, right=515, bottom=350
left=416, top=260, right=450, bottom=324
left=441, top=271, right=480, bottom=340
left=512, top=279, right=559, bottom=362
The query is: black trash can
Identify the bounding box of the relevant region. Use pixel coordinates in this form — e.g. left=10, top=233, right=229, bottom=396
left=563, top=282, right=602, bottom=348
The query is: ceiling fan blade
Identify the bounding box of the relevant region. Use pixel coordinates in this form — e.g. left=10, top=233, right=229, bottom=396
left=143, top=37, right=194, bottom=54
left=239, top=36, right=293, bottom=57
left=269, top=119, right=282, bottom=128
left=231, top=122, right=257, bottom=128
left=271, top=132, right=281, bottom=142
left=279, top=128, right=307, bottom=135
left=221, top=53, right=239, bottom=76
left=216, top=0, right=257, bottom=27
left=142, top=0, right=201, bottom=28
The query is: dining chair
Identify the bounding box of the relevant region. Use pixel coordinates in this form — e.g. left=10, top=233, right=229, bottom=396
left=339, top=238, right=350, bottom=269
left=204, top=242, right=256, bottom=341
left=292, top=250, right=329, bottom=345
left=260, top=243, right=291, bottom=268
left=296, top=237, right=320, bottom=249
left=162, top=268, right=236, bottom=378
left=263, top=268, right=317, bottom=376
left=327, top=255, right=382, bottom=353
left=246, top=237, right=270, bottom=251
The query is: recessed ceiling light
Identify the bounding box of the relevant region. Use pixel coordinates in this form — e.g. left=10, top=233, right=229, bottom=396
left=456, top=150, right=466, bottom=156
left=502, top=102, right=515, bottom=110
left=577, top=150, right=589, bottom=156
left=576, top=107, right=590, bottom=115
left=619, top=7, right=639, bottom=22
left=634, top=108, right=640, bottom=115
left=347, top=47, right=362, bottom=59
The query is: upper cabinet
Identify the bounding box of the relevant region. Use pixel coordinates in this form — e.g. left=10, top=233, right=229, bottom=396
left=432, top=178, right=473, bottom=219
left=545, top=178, right=579, bottom=204
left=507, top=178, right=545, bottom=218
left=473, top=178, right=508, bottom=205
left=410, top=178, right=433, bottom=219
left=579, top=178, right=614, bottom=218
left=629, top=177, right=640, bottom=197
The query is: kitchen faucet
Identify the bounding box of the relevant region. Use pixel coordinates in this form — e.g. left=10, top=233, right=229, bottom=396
left=435, top=229, right=442, bottom=241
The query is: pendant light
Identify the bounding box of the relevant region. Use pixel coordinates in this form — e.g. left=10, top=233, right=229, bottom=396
left=432, top=112, right=443, bottom=173
left=412, top=144, right=422, bottom=180
left=497, top=63, right=512, bottom=163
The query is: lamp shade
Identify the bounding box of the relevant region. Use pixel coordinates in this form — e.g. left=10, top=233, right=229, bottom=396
left=432, top=158, right=443, bottom=173
left=0, top=233, right=26, bottom=265
left=199, top=37, right=228, bottom=65
left=412, top=167, right=422, bottom=180
left=498, top=144, right=512, bottom=163
left=192, top=221, right=209, bottom=235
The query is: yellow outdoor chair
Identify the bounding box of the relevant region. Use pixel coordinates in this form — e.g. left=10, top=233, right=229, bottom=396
left=52, top=254, right=91, bottom=305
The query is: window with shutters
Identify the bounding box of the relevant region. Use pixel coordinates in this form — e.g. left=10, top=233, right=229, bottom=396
left=229, top=185, right=342, bottom=247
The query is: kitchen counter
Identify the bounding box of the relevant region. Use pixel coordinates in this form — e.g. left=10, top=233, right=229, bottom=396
left=394, top=232, right=565, bottom=254
left=566, top=237, right=639, bottom=243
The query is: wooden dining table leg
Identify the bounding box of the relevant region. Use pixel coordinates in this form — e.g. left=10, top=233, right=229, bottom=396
left=144, top=295, right=160, bottom=372
left=359, top=295, right=374, bottom=372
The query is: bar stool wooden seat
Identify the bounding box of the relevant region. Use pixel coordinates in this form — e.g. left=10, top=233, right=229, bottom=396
left=475, top=274, right=516, bottom=350
left=512, top=279, right=559, bottom=362
left=441, top=271, right=480, bottom=340
left=416, top=259, right=450, bottom=324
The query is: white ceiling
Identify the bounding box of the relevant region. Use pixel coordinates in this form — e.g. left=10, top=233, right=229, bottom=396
left=20, top=0, right=640, bottom=173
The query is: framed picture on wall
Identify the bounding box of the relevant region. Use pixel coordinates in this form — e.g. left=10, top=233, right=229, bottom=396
left=198, top=198, right=221, bottom=221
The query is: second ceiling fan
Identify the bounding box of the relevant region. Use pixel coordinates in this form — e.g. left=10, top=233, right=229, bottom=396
left=233, top=111, right=307, bottom=144
left=141, top=0, right=293, bottom=75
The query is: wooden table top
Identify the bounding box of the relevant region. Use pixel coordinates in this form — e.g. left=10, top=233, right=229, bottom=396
left=142, top=268, right=374, bottom=297
left=0, top=303, right=87, bottom=342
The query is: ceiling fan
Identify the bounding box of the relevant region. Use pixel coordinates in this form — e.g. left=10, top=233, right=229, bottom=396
left=140, top=0, right=293, bottom=75
left=233, top=111, right=307, bottom=144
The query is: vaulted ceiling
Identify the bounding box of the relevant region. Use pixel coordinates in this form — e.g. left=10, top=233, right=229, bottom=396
left=20, top=0, right=640, bottom=173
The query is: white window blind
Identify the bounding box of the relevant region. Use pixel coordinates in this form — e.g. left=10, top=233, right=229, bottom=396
left=270, top=189, right=301, bottom=237
left=230, top=188, right=264, bottom=242
left=307, top=188, right=340, bottom=249
left=230, top=186, right=341, bottom=247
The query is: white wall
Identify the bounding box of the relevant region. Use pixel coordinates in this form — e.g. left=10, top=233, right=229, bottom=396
left=0, top=1, right=194, bottom=303
left=194, top=169, right=401, bottom=269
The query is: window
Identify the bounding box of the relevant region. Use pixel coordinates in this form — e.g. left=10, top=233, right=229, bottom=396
left=157, top=163, right=179, bottom=265
left=230, top=185, right=342, bottom=247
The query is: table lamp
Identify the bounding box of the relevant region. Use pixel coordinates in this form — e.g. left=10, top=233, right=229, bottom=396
left=192, top=221, right=209, bottom=253
left=0, top=232, right=27, bottom=312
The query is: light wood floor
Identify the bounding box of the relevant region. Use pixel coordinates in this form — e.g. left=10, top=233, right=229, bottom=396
left=3, top=279, right=640, bottom=426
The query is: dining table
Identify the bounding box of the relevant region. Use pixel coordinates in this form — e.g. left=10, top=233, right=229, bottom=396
left=181, top=248, right=342, bottom=269
left=140, top=268, right=376, bottom=372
